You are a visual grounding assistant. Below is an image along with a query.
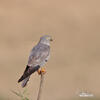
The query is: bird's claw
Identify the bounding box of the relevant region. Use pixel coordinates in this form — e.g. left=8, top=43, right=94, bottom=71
left=37, top=68, right=46, bottom=75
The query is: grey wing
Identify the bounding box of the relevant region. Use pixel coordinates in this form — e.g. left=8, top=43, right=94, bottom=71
left=18, top=44, right=50, bottom=83
left=28, top=44, right=50, bottom=67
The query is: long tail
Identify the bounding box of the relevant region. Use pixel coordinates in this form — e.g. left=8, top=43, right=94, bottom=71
left=21, top=76, right=30, bottom=87
left=18, top=65, right=40, bottom=83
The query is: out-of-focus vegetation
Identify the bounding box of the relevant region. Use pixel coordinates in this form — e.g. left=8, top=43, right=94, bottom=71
left=0, top=95, right=7, bottom=100
left=11, top=89, right=30, bottom=100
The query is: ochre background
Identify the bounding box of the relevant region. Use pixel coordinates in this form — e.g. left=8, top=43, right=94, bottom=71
left=0, top=0, right=100, bottom=100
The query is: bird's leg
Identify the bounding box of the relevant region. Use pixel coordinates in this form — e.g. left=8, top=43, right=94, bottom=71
left=37, top=67, right=46, bottom=75
left=37, top=68, right=41, bottom=75
left=41, top=67, right=46, bottom=74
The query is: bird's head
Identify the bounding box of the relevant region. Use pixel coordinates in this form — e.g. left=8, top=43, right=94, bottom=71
left=39, top=35, right=53, bottom=45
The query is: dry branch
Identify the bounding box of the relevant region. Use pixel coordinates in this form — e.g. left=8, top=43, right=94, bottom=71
left=37, top=72, right=44, bottom=100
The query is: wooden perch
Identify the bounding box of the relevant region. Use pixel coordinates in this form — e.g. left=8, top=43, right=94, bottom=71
left=37, top=72, right=45, bottom=100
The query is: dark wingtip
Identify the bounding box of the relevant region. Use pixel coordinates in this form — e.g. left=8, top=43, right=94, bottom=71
left=18, top=76, right=24, bottom=83
left=18, top=79, right=21, bottom=83
left=18, top=65, right=40, bottom=83
left=18, top=79, right=20, bottom=83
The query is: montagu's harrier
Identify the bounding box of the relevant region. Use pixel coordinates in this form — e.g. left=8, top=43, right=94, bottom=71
left=18, top=35, right=53, bottom=87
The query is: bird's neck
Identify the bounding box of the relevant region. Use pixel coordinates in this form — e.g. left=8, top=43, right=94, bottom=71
left=38, top=40, right=50, bottom=46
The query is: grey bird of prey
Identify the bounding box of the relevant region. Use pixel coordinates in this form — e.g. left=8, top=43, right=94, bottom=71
left=18, top=35, right=52, bottom=87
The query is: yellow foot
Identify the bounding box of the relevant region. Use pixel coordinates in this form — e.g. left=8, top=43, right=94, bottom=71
left=41, top=67, right=46, bottom=74
left=37, top=68, right=41, bottom=75
left=37, top=68, right=46, bottom=75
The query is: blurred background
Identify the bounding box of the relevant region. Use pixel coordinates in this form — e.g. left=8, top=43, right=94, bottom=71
left=0, top=0, right=100, bottom=100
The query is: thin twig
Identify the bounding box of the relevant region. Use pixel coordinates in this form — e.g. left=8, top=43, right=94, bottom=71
left=37, top=72, right=44, bottom=100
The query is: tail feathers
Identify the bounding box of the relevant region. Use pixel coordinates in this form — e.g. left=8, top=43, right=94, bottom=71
left=18, top=65, right=40, bottom=83
left=21, top=76, right=30, bottom=88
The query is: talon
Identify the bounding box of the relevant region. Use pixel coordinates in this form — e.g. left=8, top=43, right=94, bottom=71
left=37, top=69, right=41, bottom=75
left=37, top=68, right=46, bottom=75
left=41, top=68, right=46, bottom=74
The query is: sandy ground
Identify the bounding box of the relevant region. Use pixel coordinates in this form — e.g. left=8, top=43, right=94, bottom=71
left=0, top=0, right=100, bottom=100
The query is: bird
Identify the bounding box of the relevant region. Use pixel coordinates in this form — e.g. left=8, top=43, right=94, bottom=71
left=18, top=35, right=53, bottom=87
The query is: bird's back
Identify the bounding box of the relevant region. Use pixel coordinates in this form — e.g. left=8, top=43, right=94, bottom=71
left=28, top=43, right=50, bottom=67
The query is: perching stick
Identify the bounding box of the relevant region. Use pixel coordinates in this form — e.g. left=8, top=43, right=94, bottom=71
left=37, top=72, right=44, bottom=100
